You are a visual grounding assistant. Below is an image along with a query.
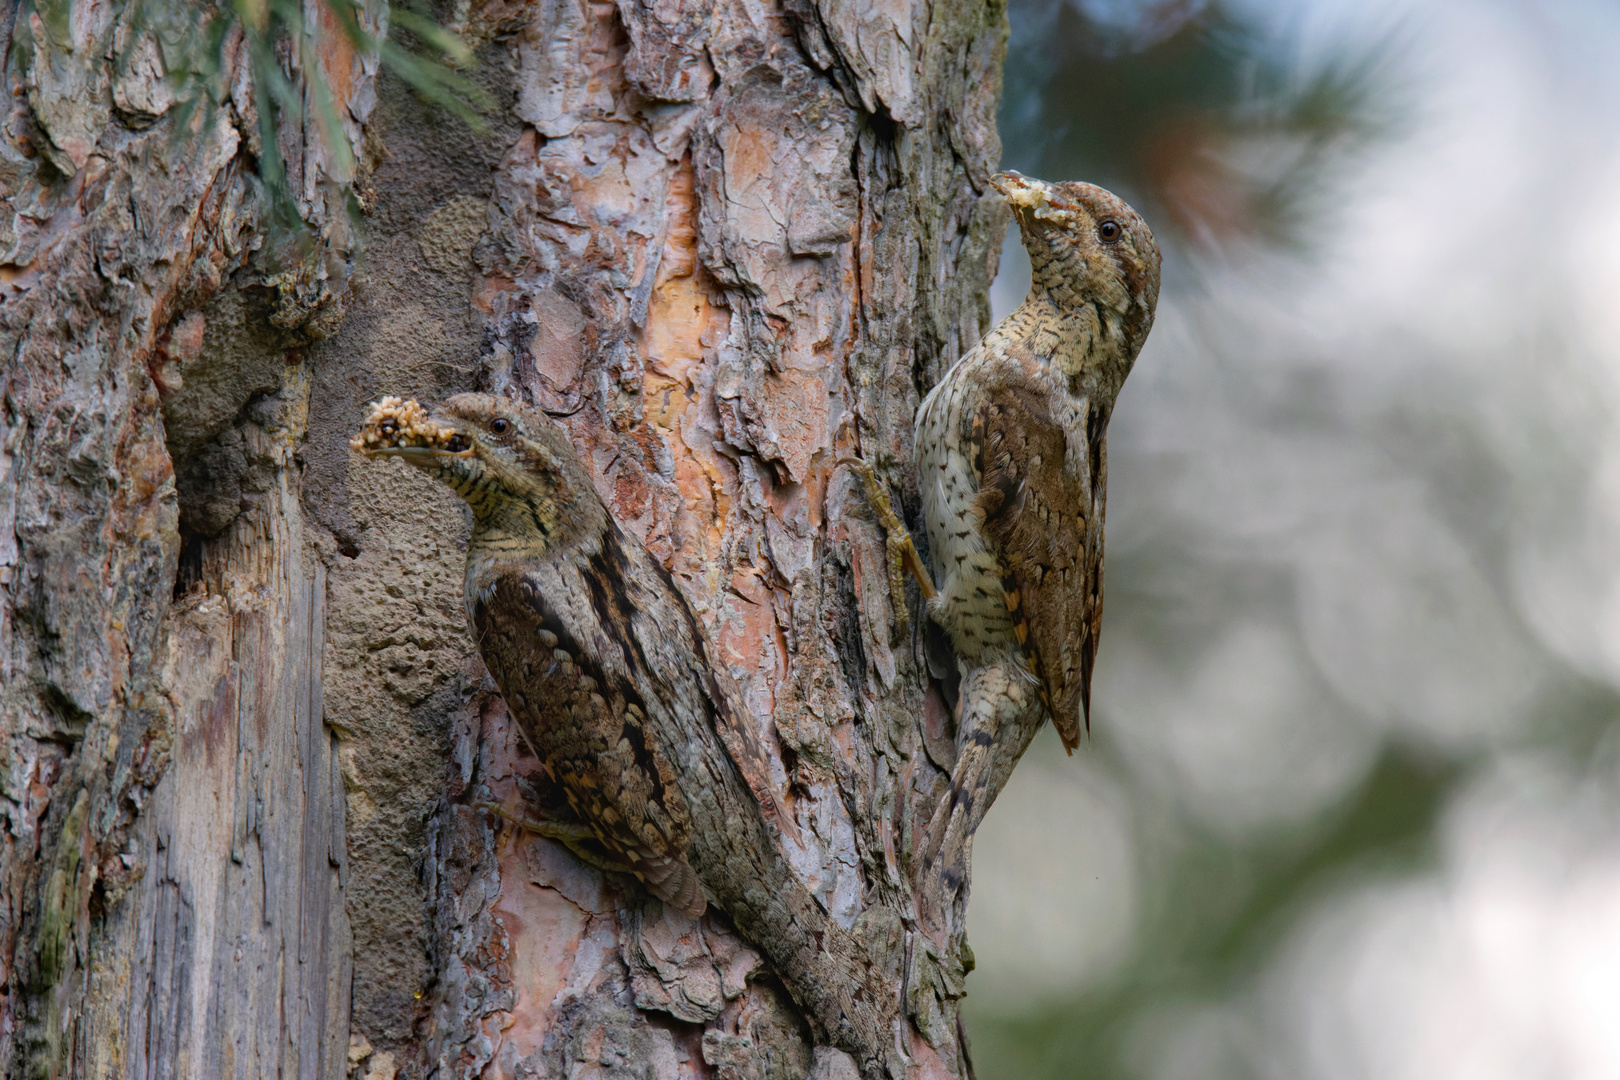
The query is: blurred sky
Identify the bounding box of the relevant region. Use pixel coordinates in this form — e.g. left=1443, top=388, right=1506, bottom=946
left=966, top=1, right=1620, bottom=1077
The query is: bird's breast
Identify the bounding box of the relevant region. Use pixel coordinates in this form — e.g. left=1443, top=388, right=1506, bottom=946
left=916, top=357, right=1022, bottom=662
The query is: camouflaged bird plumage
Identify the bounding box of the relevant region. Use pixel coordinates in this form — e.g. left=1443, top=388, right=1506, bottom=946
left=917, top=171, right=1160, bottom=751
left=354, top=394, right=896, bottom=1074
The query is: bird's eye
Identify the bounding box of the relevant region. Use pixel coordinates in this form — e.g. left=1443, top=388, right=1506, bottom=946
left=490, top=418, right=511, bottom=435
left=1098, top=220, right=1122, bottom=243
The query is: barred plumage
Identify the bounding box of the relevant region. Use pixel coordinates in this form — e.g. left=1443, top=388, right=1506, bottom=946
left=917, top=170, right=1160, bottom=752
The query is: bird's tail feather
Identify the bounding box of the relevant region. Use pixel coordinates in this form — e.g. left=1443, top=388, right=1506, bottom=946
left=638, top=851, right=707, bottom=918
left=921, top=659, right=1045, bottom=929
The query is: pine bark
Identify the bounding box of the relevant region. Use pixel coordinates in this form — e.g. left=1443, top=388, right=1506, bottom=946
left=0, top=0, right=1009, bottom=1076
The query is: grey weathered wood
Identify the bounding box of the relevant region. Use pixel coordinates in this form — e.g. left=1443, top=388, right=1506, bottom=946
left=92, top=452, right=349, bottom=1079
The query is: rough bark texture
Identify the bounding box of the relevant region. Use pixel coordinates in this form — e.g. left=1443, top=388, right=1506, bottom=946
left=0, top=0, right=1009, bottom=1075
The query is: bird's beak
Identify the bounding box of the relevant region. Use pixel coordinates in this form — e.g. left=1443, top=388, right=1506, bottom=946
left=367, top=444, right=447, bottom=464
left=988, top=170, right=1024, bottom=197
left=351, top=397, right=476, bottom=464
left=380, top=413, right=475, bottom=462
left=989, top=170, right=1051, bottom=210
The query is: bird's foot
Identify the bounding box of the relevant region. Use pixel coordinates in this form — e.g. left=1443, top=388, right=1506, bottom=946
left=476, top=801, right=630, bottom=876
left=841, top=457, right=937, bottom=632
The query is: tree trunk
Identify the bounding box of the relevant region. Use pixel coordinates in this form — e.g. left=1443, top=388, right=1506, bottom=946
left=0, top=0, right=1008, bottom=1075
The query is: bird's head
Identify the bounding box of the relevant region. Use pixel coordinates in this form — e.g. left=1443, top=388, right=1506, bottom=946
left=352, top=393, right=604, bottom=556
left=990, top=171, right=1161, bottom=359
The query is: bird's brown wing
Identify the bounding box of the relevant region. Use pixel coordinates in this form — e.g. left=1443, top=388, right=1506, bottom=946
left=973, top=382, right=1107, bottom=751
left=475, top=573, right=706, bottom=916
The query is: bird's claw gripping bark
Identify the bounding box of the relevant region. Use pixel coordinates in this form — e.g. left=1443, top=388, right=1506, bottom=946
left=841, top=457, right=937, bottom=633
left=476, top=801, right=631, bottom=877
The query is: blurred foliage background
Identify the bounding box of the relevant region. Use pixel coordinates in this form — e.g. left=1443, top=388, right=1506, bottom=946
left=966, top=1, right=1620, bottom=1077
